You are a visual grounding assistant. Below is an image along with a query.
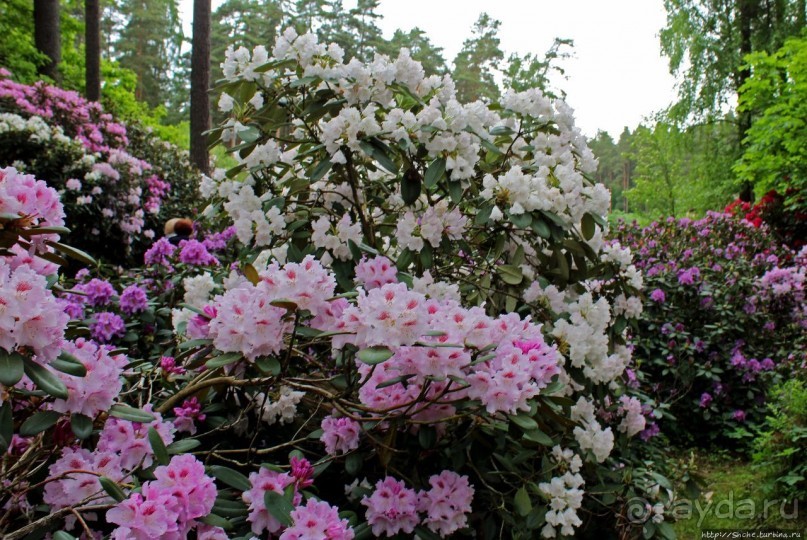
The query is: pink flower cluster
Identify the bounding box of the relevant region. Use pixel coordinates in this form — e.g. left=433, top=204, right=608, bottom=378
left=0, top=166, right=65, bottom=250
left=97, top=405, right=176, bottom=470
left=144, top=237, right=176, bottom=266
left=178, top=239, right=220, bottom=266
left=0, top=76, right=128, bottom=153
left=50, top=338, right=127, bottom=418
left=362, top=472, right=474, bottom=537
left=107, top=454, right=217, bottom=539
left=354, top=255, right=398, bottom=290
left=43, top=447, right=127, bottom=511
left=78, top=278, right=116, bottom=306
left=259, top=255, right=337, bottom=316
left=280, top=499, right=355, bottom=540
left=172, top=397, right=206, bottom=435
left=242, top=467, right=301, bottom=535
left=144, top=174, right=170, bottom=214
left=0, top=258, right=68, bottom=363
left=320, top=414, right=362, bottom=455
left=119, top=284, right=149, bottom=315
left=90, top=311, right=126, bottom=343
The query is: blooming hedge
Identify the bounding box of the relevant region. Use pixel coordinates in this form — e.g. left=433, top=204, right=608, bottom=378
left=0, top=29, right=680, bottom=540
left=613, top=212, right=806, bottom=448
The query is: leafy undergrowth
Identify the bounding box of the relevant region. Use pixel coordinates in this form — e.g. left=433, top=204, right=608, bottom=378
left=673, top=451, right=806, bottom=538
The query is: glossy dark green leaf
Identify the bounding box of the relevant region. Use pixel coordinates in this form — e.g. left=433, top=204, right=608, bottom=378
left=0, top=349, right=25, bottom=386
left=498, top=264, right=524, bottom=285
left=514, top=486, right=532, bottom=516
left=99, top=476, right=127, bottom=502
left=0, top=403, right=12, bottom=452
left=24, top=358, right=68, bottom=399
left=108, top=403, right=155, bottom=423
left=264, top=487, right=294, bottom=527
left=581, top=213, right=596, bottom=240
left=20, top=410, right=62, bottom=436
left=308, top=159, right=332, bottom=181
left=209, top=465, right=252, bottom=491
left=45, top=241, right=96, bottom=266
left=205, top=352, right=243, bottom=369
left=71, top=413, right=94, bottom=440
left=255, top=356, right=281, bottom=375
left=148, top=426, right=169, bottom=465
left=167, top=438, right=202, bottom=454
left=401, top=168, right=422, bottom=205
left=424, top=157, right=446, bottom=188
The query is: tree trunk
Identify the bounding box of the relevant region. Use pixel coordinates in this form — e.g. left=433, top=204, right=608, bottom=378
left=190, top=0, right=211, bottom=174
left=34, top=0, right=61, bottom=81
left=85, top=0, right=101, bottom=101
left=736, top=0, right=758, bottom=145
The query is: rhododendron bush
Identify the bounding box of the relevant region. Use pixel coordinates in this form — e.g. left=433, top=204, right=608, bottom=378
left=1, top=30, right=677, bottom=540
left=0, top=70, right=199, bottom=264
left=613, top=213, right=806, bottom=448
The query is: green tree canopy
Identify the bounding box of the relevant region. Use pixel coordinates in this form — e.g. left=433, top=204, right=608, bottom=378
left=452, top=12, right=504, bottom=102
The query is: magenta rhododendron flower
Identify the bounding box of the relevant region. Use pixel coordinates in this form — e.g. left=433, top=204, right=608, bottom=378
left=90, top=311, right=126, bottom=342
left=178, top=239, right=219, bottom=266
left=119, top=284, right=148, bottom=315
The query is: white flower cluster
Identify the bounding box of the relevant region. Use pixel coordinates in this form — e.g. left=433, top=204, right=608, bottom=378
left=0, top=113, right=72, bottom=146
left=254, top=386, right=306, bottom=425
left=539, top=446, right=586, bottom=538
left=570, top=397, right=614, bottom=463
left=311, top=214, right=363, bottom=263
left=183, top=273, right=217, bottom=307
left=617, top=395, right=646, bottom=438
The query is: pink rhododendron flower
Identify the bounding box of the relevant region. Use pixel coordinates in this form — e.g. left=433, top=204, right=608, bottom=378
left=90, top=311, right=126, bottom=342
left=260, top=255, right=336, bottom=316
left=44, top=447, right=127, bottom=511
left=119, top=284, right=148, bottom=315
left=418, top=470, right=474, bottom=536
left=178, top=239, right=219, bottom=266
left=172, top=397, right=206, bottom=435
left=280, top=499, right=355, bottom=540
left=354, top=255, right=398, bottom=290
left=50, top=338, right=127, bottom=417
left=243, top=467, right=300, bottom=535
left=320, top=415, right=361, bottom=455
left=362, top=476, right=419, bottom=537
left=97, top=405, right=175, bottom=470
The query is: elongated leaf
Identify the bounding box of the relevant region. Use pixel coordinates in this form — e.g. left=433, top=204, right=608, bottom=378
left=264, top=488, right=294, bottom=527
left=0, top=403, right=12, bottom=452
left=201, top=514, right=234, bottom=530
left=357, top=346, right=394, bottom=365
left=209, top=465, right=252, bottom=492
left=71, top=413, right=94, bottom=440
left=0, top=350, right=25, bottom=386
left=46, top=241, right=96, bottom=266
left=51, top=355, right=87, bottom=377
left=20, top=410, right=61, bottom=436
left=108, top=403, right=155, bottom=423
left=53, top=532, right=78, bottom=540
left=205, top=352, right=243, bottom=369
left=497, top=264, right=524, bottom=286
left=24, top=358, right=68, bottom=399
left=308, top=159, right=332, bottom=181
left=523, top=429, right=554, bottom=446
left=148, top=426, right=169, bottom=465
left=167, top=438, right=201, bottom=454
left=424, top=157, right=446, bottom=188
left=99, top=476, right=126, bottom=502
left=581, top=213, right=596, bottom=240
left=18, top=226, right=71, bottom=236
left=509, top=414, right=538, bottom=431
left=401, top=168, right=422, bottom=205
left=359, top=140, right=398, bottom=174
left=255, top=356, right=281, bottom=375
left=514, top=486, right=532, bottom=516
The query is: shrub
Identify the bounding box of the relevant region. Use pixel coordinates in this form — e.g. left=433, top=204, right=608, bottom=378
left=0, top=29, right=678, bottom=540
left=754, top=378, right=807, bottom=503
left=613, top=212, right=805, bottom=449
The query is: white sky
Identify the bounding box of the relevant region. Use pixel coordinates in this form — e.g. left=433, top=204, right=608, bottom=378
left=180, top=0, right=678, bottom=138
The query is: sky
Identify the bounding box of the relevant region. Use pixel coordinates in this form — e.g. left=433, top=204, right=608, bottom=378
left=179, top=0, right=679, bottom=139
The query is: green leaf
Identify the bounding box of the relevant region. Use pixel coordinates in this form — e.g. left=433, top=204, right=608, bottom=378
left=419, top=425, right=437, bottom=449
left=255, top=356, right=281, bottom=375
left=475, top=205, right=493, bottom=225
left=530, top=218, right=551, bottom=239
left=51, top=351, right=87, bottom=377
left=108, top=403, right=155, bottom=423
left=53, top=532, right=78, bottom=540
left=424, top=157, right=446, bottom=188
left=205, top=352, right=243, bottom=369
left=167, top=438, right=202, bottom=454
left=581, top=213, right=596, bottom=240
left=523, top=429, right=554, bottom=446
left=71, top=414, right=94, bottom=440
left=497, top=264, right=524, bottom=285
left=345, top=452, right=364, bottom=476
left=20, top=410, right=62, bottom=436
left=18, top=226, right=71, bottom=236
left=0, top=403, right=12, bottom=452
left=308, top=159, right=332, bottom=181
left=401, top=168, right=422, bottom=205
left=264, top=488, right=295, bottom=527
left=0, top=350, right=25, bottom=386
left=45, top=241, right=96, bottom=266
left=359, top=139, right=399, bottom=174
left=178, top=338, right=214, bottom=350
left=396, top=248, right=414, bottom=270
left=270, top=298, right=299, bottom=311
left=508, top=212, right=532, bottom=228
left=209, top=465, right=252, bottom=491
left=514, top=486, right=532, bottom=516
left=99, top=476, right=127, bottom=502
left=149, top=426, right=169, bottom=466
left=24, top=358, right=68, bottom=399
left=200, top=514, right=234, bottom=530
left=509, top=413, right=538, bottom=431
left=357, top=346, right=394, bottom=365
